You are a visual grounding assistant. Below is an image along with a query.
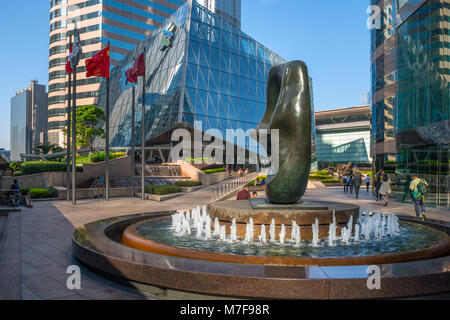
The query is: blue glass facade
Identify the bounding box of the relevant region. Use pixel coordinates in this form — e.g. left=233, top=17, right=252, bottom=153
left=371, top=0, right=449, bottom=207
left=94, top=1, right=289, bottom=153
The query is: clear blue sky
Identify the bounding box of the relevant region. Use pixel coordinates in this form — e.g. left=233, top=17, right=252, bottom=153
left=0, top=0, right=371, bottom=150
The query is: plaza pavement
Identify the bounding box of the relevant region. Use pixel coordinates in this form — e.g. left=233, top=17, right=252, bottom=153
left=0, top=184, right=448, bottom=300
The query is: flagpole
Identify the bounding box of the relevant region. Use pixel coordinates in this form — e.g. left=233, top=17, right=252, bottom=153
left=105, top=41, right=111, bottom=201
left=131, top=86, right=135, bottom=198
left=141, top=47, right=146, bottom=200
left=72, top=65, right=77, bottom=206
left=66, top=37, right=72, bottom=202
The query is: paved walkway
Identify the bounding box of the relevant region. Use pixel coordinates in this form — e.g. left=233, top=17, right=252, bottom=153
left=0, top=184, right=448, bottom=300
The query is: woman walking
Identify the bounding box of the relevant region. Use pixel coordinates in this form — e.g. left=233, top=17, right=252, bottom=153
left=378, top=173, right=391, bottom=206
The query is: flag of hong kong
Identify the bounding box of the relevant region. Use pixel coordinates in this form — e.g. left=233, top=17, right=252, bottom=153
left=85, top=45, right=110, bottom=78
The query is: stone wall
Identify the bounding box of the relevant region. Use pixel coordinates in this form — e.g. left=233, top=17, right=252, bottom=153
left=176, top=161, right=232, bottom=186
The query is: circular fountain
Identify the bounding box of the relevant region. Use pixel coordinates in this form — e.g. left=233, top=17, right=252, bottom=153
left=72, top=61, right=450, bottom=299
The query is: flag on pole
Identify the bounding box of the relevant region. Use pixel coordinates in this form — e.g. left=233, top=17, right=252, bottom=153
left=65, top=43, right=74, bottom=73
left=86, top=45, right=110, bottom=78
left=119, top=52, right=145, bottom=91
left=128, top=52, right=145, bottom=82
left=119, top=63, right=137, bottom=91
left=70, top=26, right=82, bottom=70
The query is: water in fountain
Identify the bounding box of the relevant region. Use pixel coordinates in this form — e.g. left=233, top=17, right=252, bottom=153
left=219, top=225, right=226, bottom=241
left=269, top=219, right=276, bottom=242
left=354, top=224, right=360, bottom=242
left=341, top=226, right=351, bottom=245
left=171, top=208, right=404, bottom=249
left=295, top=225, right=301, bottom=247
left=244, top=218, right=255, bottom=243
left=312, top=218, right=320, bottom=247
left=214, top=217, right=220, bottom=236
left=230, top=219, right=237, bottom=242
left=279, top=224, right=286, bottom=245
left=259, top=224, right=267, bottom=244
left=291, top=221, right=297, bottom=242
left=204, top=215, right=212, bottom=240
left=328, top=211, right=337, bottom=246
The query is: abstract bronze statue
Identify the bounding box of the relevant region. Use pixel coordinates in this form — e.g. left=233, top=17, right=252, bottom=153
left=259, top=61, right=312, bottom=204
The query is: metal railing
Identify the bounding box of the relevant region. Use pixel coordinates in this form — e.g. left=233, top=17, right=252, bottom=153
left=211, top=172, right=259, bottom=202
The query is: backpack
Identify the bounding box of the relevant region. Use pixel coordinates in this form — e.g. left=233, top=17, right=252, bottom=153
left=417, top=180, right=428, bottom=195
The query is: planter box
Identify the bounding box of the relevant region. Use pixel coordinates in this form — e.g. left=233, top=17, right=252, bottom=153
left=136, top=192, right=184, bottom=202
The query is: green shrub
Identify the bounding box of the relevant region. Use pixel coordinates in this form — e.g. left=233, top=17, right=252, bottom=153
left=309, top=174, right=333, bottom=181
left=201, top=164, right=225, bottom=171
left=20, top=187, right=30, bottom=195
left=203, top=168, right=226, bottom=174
left=145, top=185, right=181, bottom=195
left=175, top=181, right=202, bottom=187
left=29, top=188, right=54, bottom=199
left=321, top=179, right=341, bottom=184
left=20, top=161, right=82, bottom=175
left=311, top=170, right=329, bottom=176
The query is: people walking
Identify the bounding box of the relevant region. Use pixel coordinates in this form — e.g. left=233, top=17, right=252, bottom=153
left=409, top=175, right=429, bottom=220
left=348, top=175, right=354, bottom=194
left=378, top=173, right=391, bottom=206
left=353, top=171, right=362, bottom=199
left=401, top=175, right=412, bottom=202
left=365, top=175, right=371, bottom=192
left=343, top=175, right=348, bottom=192
left=374, top=170, right=383, bottom=201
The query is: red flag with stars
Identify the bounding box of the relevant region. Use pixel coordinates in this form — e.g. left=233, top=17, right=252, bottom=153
left=85, top=45, right=110, bottom=78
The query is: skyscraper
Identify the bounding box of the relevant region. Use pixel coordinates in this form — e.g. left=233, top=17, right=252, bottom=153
left=197, top=0, right=241, bottom=28
left=371, top=0, right=449, bottom=207
left=48, top=0, right=189, bottom=146
left=10, top=80, right=48, bottom=161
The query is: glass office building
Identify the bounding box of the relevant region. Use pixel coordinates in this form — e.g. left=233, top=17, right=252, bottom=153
left=10, top=81, right=48, bottom=161
left=371, top=0, right=449, bottom=207
left=315, top=106, right=372, bottom=167
left=94, top=0, right=293, bottom=161
left=48, top=0, right=187, bottom=146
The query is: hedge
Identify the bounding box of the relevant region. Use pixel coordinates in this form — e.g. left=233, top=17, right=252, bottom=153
left=20, top=187, right=57, bottom=199
left=321, top=179, right=341, bottom=184
left=89, top=152, right=126, bottom=164
left=203, top=168, right=226, bottom=174
left=309, top=175, right=333, bottom=181
left=175, top=181, right=202, bottom=187
left=145, top=185, right=181, bottom=195
left=20, top=161, right=83, bottom=175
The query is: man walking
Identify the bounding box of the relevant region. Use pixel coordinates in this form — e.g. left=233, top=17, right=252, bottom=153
left=353, top=171, right=362, bottom=199
left=365, top=175, right=371, bottom=192
left=409, top=175, right=429, bottom=220
left=343, top=174, right=348, bottom=192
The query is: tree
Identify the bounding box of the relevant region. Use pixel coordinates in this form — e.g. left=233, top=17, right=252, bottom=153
left=63, top=105, right=106, bottom=153
left=33, top=143, right=64, bottom=155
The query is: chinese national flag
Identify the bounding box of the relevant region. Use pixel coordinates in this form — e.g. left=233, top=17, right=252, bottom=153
left=85, top=45, right=110, bottom=78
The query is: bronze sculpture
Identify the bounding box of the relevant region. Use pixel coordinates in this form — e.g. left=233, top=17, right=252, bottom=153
left=259, top=61, right=312, bottom=204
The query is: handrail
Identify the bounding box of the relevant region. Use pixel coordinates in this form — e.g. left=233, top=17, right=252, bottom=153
left=211, top=172, right=260, bottom=202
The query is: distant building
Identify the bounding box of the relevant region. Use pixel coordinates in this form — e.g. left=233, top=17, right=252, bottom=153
left=0, top=149, right=10, bottom=162
left=10, top=80, right=48, bottom=161
left=315, top=105, right=371, bottom=167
